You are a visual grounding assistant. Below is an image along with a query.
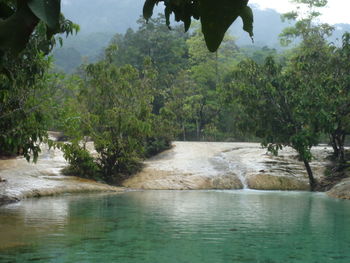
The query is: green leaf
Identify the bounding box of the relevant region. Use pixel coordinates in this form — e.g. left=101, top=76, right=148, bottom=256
left=0, top=3, right=14, bottom=18
left=239, top=6, right=254, bottom=38
left=200, top=0, right=249, bottom=52
left=27, top=0, right=61, bottom=29
left=0, top=5, right=39, bottom=53
left=0, top=65, right=12, bottom=80
left=165, top=6, right=171, bottom=29
left=143, top=0, right=158, bottom=21
left=184, top=15, right=191, bottom=32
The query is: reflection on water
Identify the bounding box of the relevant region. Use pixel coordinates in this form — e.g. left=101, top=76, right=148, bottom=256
left=1, top=191, right=350, bottom=263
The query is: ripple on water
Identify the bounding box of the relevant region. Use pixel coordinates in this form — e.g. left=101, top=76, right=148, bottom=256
left=0, top=191, right=350, bottom=263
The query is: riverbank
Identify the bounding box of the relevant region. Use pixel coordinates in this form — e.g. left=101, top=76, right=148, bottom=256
left=123, top=142, right=329, bottom=191
left=0, top=144, right=123, bottom=206
left=1, top=141, right=349, bottom=206
left=322, top=159, right=350, bottom=199
left=123, top=142, right=350, bottom=199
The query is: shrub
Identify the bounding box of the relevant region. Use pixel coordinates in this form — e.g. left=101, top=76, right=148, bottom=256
left=60, top=143, right=100, bottom=180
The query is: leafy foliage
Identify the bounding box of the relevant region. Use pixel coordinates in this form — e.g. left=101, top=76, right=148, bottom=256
left=0, top=8, right=78, bottom=161
left=1, top=0, right=253, bottom=59
left=279, top=0, right=349, bottom=162
left=328, top=33, right=350, bottom=162
left=27, top=0, right=61, bottom=30
left=0, top=25, right=57, bottom=161
left=108, top=15, right=189, bottom=113
left=222, top=0, right=350, bottom=189
left=280, top=0, right=333, bottom=46
left=104, top=18, right=269, bottom=142
left=143, top=0, right=254, bottom=52
left=2, top=0, right=348, bottom=191
left=60, top=143, right=100, bottom=180
left=57, top=51, right=172, bottom=183
left=0, top=0, right=60, bottom=54
left=225, top=57, right=320, bottom=189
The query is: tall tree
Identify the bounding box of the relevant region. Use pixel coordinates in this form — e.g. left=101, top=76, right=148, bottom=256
left=323, top=33, right=350, bottom=162
left=109, top=15, right=189, bottom=113
left=58, top=48, right=173, bottom=183
left=186, top=24, right=239, bottom=140
left=225, top=57, right=320, bottom=190
left=280, top=0, right=349, bottom=162
left=223, top=0, right=350, bottom=189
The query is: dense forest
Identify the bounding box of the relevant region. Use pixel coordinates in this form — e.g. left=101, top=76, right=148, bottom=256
left=0, top=0, right=349, bottom=188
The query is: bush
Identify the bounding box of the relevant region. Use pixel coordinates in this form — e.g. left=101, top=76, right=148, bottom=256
left=144, top=113, right=174, bottom=157
left=144, top=137, right=172, bottom=158
left=60, top=143, right=100, bottom=180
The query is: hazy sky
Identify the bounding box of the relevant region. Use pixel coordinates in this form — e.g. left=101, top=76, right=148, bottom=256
left=61, top=0, right=350, bottom=25
left=250, top=0, right=350, bottom=24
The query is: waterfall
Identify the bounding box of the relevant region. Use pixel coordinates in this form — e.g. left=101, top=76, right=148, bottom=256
left=228, top=162, right=248, bottom=189
left=214, top=151, right=249, bottom=189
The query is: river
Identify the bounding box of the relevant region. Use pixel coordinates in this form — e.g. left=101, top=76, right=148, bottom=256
left=1, top=190, right=350, bottom=263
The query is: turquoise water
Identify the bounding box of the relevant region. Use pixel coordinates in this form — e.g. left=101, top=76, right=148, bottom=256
left=1, top=190, right=350, bottom=263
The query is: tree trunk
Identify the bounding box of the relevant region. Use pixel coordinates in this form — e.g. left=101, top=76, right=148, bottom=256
left=336, top=134, right=346, bottom=163
left=303, top=160, right=316, bottom=191
left=330, top=134, right=339, bottom=157
left=182, top=123, right=186, bottom=141
left=330, top=131, right=346, bottom=163
left=196, top=119, right=200, bottom=140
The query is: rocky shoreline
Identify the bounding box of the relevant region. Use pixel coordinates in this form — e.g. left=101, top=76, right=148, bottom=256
left=0, top=145, right=123, bottom=206
left=0, top=178, right=124, bottom=206
left=123, top=142, right=350, bottom=199
left=123, top=142, right=323, bottom=190
left=1, top=141, right=349, bottom=206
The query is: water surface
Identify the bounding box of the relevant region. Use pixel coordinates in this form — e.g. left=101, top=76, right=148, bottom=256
left=0, top=191, right=350, bottom=263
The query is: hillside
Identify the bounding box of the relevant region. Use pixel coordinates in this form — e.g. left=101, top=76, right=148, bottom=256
left=54, top=0, right=350, bottom=72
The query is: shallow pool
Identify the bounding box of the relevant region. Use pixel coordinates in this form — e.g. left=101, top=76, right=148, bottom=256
left=1, top=190, right=350, bottom=263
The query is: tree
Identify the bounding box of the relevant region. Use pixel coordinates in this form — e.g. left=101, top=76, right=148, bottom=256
left=222, top=0, right=350, bottom=190
left=279, top=0, right=333, bottom=47
left=164, top=70, right=199, bottom=140
left=0, top=0, right=79, bottom=166
left=225, top=57, right=320, bottom=190
left=57, top=47, right=173, bottom=183
left=223, top=0, right=350, bottom=189
left=0, top=19, right=76, bottom=161
left=109, top=15, right=189, bottom=113
left=185, top=24, right=239, bottom=140
left=0, top=48, right=52, bottom=161
left=323, top=33, right=350, bottom=162
left=280, top=0, right=349, bottom=162
left=0, top=0, right=78, bottom=65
